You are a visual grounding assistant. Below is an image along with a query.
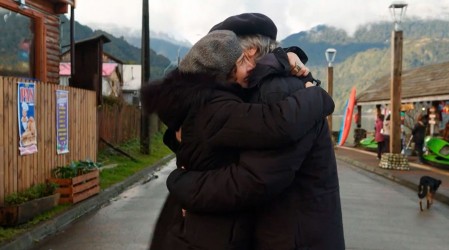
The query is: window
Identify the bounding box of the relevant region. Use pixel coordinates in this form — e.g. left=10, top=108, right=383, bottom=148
left=0, top=6, right=35, bottom=78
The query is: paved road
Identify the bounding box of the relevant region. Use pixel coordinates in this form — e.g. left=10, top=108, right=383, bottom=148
left=35, top=159, right=449, bottom=250
left=340, top=160, right=449, bottom=250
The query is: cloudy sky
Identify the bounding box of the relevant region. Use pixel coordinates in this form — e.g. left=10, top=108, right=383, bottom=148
left=74, top=0, right=449, bottom=44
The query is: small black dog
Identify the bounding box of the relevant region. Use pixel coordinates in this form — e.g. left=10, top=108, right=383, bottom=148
left=418, top=176, right=442, bottom=211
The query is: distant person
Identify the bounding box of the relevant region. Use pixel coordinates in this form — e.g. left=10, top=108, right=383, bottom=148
left=412, top=114, right=427, bottom=163
left=442, top=121, right=449, bottom=142
left=374, top=113, right=385, bottom=159
left=382, top=114, right=391, bottom=153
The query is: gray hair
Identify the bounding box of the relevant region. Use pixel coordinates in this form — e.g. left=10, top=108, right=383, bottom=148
left=238, top=34, right=279, bottom=60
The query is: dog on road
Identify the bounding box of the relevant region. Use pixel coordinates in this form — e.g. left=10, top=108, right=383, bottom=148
left=418, top=176, right=442, bottom=211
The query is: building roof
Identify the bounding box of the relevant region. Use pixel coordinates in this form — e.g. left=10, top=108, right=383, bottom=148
left=357, top=61, right=449, bottom=105
left=60, top=63, right=118, bottom=76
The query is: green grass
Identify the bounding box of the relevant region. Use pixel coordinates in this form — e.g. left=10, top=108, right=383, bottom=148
left=0, top=131, right=172, bottom=245
left=0, top=204, right=71, bottom=244
left=98, top=132, right=172, bottom=189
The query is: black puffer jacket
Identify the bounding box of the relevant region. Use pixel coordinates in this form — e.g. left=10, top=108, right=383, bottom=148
left=143, top=51, right=335, bottom=250
left=166, top=48, right=345, bottom=250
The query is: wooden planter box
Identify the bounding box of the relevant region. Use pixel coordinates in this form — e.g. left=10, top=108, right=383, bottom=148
left=0, top=193, right=60, bottom=226
left=49, top=169, right=100, bottom=204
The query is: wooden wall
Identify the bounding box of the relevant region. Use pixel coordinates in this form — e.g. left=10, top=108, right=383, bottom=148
left=0, top=76, right=97, bottom=204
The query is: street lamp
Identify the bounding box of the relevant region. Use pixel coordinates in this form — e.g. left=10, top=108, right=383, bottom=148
left=389, top=1, right=408, bottom=31
left=389, top=2, right=407, bottom=155
left=325, top=48, right=337, bottom=134
left=383, top=1, right=409, bottom=170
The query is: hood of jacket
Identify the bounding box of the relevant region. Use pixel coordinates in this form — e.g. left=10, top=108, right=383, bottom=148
left=140, top=69, right=245, bottom=131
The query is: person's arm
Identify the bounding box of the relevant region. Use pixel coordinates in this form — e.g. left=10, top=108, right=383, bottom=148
left=167, top=143, right=311, bottom=213
left=202, top=85, right=333, bottom=150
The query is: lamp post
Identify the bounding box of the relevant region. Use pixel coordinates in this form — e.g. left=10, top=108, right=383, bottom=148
left=325, top=48, right=337, bottom=134
left=389, top=1, right=407, bottom=155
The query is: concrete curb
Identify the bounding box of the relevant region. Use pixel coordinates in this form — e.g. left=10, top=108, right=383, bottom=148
left=0, top=154, right=175, bottom=250
left=335, top=154, right=449, bottom=207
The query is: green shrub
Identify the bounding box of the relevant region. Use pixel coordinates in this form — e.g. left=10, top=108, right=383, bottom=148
left=4, top=182, right=58, bottom=206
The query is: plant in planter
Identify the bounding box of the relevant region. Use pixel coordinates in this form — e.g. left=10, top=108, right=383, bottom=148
left=49, top=160, right=102, bottom=204
left=0, top=182, right=60, bottom=226
left=51, top=159, right=102, bottom=178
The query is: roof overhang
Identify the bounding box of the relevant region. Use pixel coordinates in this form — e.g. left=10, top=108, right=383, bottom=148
left=49, top=0, right=76, bottom=7
left=358, top=95, right=449, bottom=106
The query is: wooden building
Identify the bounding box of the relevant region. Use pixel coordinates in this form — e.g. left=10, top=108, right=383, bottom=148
left=0, top=0, right=75, bottom=83
left=357, top=61, right=449, bottom=106
left=356, top=61, right=449, bottom=134
left=0, top=0, right=99, bottom=204
left=60, top=50, right=124, bottom=97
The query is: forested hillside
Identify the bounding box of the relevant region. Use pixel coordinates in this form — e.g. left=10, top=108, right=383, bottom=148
left=60, top=15, right=170, bottom=78
left=281, top=19, right=449, bottom=113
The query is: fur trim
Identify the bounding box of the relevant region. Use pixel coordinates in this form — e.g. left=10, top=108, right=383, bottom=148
left=140, top=70, right=243, bottom=130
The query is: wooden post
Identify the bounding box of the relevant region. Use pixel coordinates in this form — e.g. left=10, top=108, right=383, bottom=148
left=140, top=0, right=151, bottom=154
left=327, top=66, right=333, bottom=132
left=390, top=30, right=403, bottom=154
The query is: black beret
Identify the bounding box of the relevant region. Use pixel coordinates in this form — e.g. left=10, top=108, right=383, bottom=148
left=210, top=13, right=277, bottom=40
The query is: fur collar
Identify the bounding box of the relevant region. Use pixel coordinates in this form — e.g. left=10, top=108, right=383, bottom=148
left=140, top=69, right=244, bottom=130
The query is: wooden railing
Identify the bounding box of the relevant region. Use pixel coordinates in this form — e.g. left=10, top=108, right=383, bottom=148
left=0, top=76, right=97, bottom=204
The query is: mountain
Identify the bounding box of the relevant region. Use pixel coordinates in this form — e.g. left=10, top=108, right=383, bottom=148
left=281, top=25, right=388, bottom=66
left=280, top=19, right=449, bottom=114
left=148, top=38, right=190, bottom=64
left=62, top=16, right=190, bottom=64
left=59, top=16, right=449, bottom=114
left=60, top=15, right=170, bottom=78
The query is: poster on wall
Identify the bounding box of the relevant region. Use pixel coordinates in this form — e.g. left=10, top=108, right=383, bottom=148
left=56, top=90, right=69, bottom=154
left=18, top=82, right=37, bottom=155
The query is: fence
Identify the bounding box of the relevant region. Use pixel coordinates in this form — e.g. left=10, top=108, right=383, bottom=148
left=98, top=103, right=141, bottom=149
left=0, top=76, right=97, bottom=204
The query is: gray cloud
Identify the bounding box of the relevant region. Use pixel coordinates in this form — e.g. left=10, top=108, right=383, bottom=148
left=74, top=0, right=449, bottom=44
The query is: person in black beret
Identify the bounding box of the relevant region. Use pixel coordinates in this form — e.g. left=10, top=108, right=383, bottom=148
left=144, top=29, right=335, bottom=250
left=210, top=13, right=278, bottom=40
left=166, top=13, right=345, bottom=250
left=210, top=12, right=311, bottom=77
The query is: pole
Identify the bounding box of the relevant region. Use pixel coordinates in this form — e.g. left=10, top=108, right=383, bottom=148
left=140, top=0, right=150, bottom=154
left=390, top=30, right=403, bottom=154
left=327, top=66, right=334, bottom=133
left=69, top=5, right=75, bottom=85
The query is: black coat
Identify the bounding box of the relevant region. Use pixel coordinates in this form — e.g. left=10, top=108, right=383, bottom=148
left=412, top=121, right=426, bottom=144
left=167, top=48, right=344, bottom=250
left=143, top=51, right=335, bottom=250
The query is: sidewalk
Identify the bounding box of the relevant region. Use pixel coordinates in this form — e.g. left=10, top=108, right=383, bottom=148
left=0, top=155, right=175, bottom=250
left=335, top=146, right=449, bottom=206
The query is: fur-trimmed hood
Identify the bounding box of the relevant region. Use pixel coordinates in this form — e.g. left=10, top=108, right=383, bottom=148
left=140, top=69, right=245, bottom=130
